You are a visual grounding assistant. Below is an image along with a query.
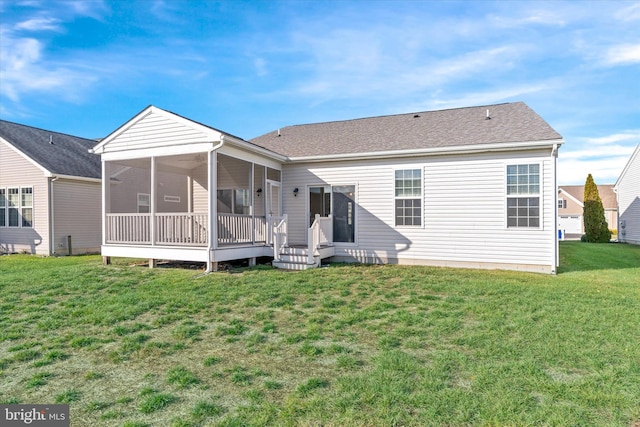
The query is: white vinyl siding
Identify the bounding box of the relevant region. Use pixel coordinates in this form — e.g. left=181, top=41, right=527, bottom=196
left=102, top=111, right=214, bottom=153
left=0, top=140, right=50, bottom=254
left=52, top=179, right=101, bottom=254
left=616, top=146, right=640, bottom=244
left=282, top=149, right=556, bottom=272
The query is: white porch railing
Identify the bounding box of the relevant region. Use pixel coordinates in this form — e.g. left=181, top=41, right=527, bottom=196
left=308, top=214, right=333, bottom=264
left=218, top=214, right=267, bottom=245
left=156, top=213, right=208, bottom=246
left=106, top=213, right=268, bottom=247
left=106, top=213, right=151, bottom=244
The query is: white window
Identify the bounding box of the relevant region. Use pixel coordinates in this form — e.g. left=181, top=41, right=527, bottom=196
left=395, top=169, right=422, bottom=226
left=558, top=199, right=567, bottom=209
left=217, top=189, right=250, bottom=214
left=0, top=189, right=5, bottom=227
left=137, top=193, right=150, bottom=213
left=21, top=187, right=33, bottom=227
left=506, top=164, right=540, bottom=228
left=1, top=187, right=33, bottom=228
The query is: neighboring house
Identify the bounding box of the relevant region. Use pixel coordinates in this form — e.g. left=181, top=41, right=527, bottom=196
left=0, top=120, right=102, bottom=255
left=91, top=102, right=564, bottom=274
left=557, top=184, right=617, bottom=237
left=614, top=144, right=640, bottom=245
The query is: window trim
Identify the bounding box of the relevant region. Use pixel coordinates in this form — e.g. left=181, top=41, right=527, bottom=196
left=505, top=163, right=543, bottom=229
left=394, top=167, right=424, bottom=228
left=0, top=186, right=34, bottom=228
left=558, top=199, right=567, bottom=209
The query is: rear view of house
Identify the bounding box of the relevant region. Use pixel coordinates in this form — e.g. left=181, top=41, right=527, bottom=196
left=93, top=102, right=564, bottom=273
left=615, top=144, right=640, bottom=244
left=0, top=121, right=102, bottom=255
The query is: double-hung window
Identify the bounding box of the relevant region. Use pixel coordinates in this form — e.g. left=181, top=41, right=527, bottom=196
left=137, top=193, right=150, bottom=213
left=0, top=189, right=5, bottom=227
left=21, top=187, right=33, bottom=227
left=0, top=187, right=33, bottom=228
left=395, top=169, right=422, bottom=226
left=506, top=164, right=540, bottom=228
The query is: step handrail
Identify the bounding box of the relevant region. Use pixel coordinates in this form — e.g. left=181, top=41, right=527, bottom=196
left=272, top=214, right=288, bottom=261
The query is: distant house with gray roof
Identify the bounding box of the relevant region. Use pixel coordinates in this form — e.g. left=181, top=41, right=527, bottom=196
left=92, top=101, right=565, bottom=274
left=0, top=120, right=102, bottom=255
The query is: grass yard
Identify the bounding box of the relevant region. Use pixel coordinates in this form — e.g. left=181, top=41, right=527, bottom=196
left=1, top=241, right=639, bottom=427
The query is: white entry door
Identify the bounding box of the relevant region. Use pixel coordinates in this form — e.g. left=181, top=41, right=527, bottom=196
left=266, top=180, right=281, bottom=216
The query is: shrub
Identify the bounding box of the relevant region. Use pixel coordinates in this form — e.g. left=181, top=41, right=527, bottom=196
left=583, top=174, right=611, bottom=243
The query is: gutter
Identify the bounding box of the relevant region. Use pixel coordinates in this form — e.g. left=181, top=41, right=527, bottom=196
left=48, top=176, right=59, bottom=255
left=205, top=137, right=225, bottom=274
left=44, top=173, right=101, bottom=183
left=286, top=139, right=566, bottom=163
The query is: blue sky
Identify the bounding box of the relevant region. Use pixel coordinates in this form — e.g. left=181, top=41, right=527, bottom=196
left=1, top=0, right=639, bottom=185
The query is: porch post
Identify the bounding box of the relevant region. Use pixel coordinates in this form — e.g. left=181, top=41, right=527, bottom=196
left=150, top=156, right=156, bottom=247
left=102, top=160, right=109, bottom=247
left=251, top=163, right=255, bottom=244
left=209, top=150, right=218, bottom=250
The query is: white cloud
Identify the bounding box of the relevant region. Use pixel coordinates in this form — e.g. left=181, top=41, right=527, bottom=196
left=0, top=31, right=97, bottom=102
left=558, top=141, right=638, bottom=184
left=583, top=131, right=640, bottom=145
left=558, top=155, right=630, bottom=184
left=604, top=44, right=640, bottom=66
left=14, top=17, right=62, bottom=32
left=614, top=2, right=640, bottom=22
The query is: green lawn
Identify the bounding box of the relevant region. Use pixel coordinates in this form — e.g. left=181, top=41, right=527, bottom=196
left=1, top=241, right=639, bottom=426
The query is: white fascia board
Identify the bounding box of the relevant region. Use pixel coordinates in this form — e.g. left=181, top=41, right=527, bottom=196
left=100, top=141, right=219, bottom=161
left=1, top=136, right=52, bottom=176
left=50, top=174, right=101, bottom=183
left=286, top=138, right=565, bottom=163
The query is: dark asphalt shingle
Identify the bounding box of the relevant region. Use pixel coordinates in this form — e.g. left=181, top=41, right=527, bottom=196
left=0, top=120, right=101, bottom=179
left=250, top=102, right=562, bottom=158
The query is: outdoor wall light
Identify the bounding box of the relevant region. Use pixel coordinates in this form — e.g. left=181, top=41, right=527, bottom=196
left=293, top=188, right=299, bottom=197
left=256, top=188, right=262, bottom=197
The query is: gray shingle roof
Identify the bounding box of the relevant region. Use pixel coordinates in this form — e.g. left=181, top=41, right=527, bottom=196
left=251, top=102, right=562, bottom=158
left=0, top=120, right=101, bottom=179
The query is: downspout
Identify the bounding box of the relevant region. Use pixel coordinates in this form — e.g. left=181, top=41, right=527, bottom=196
left=551, top=143, right=559, bottom=274
left=205, top=136, right=225, bottom=273
left=49, top=176, right=59, bottom=255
